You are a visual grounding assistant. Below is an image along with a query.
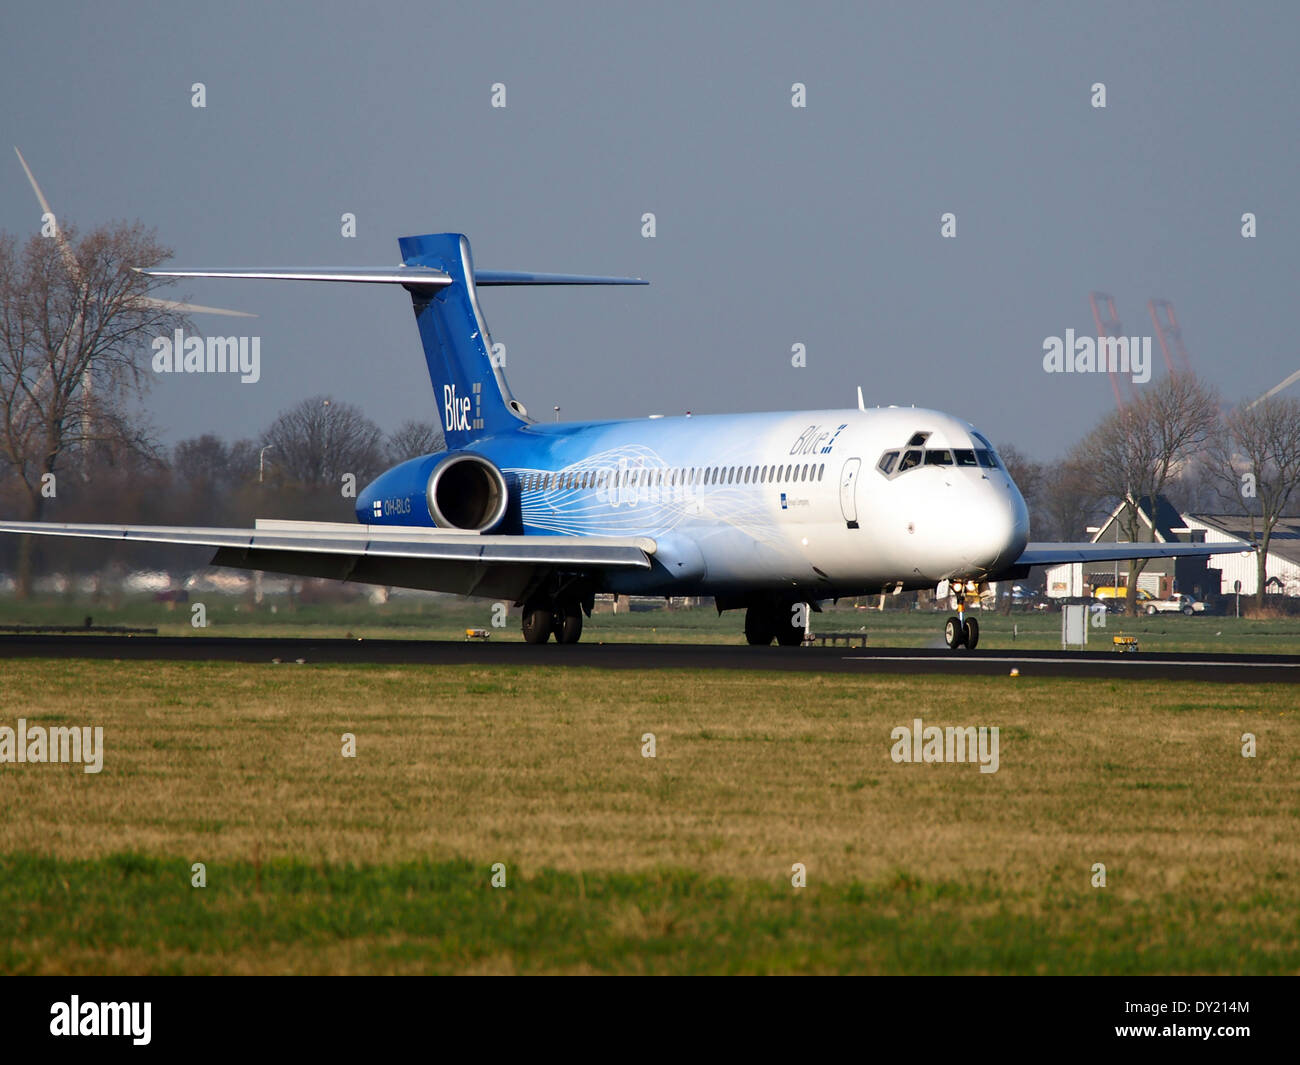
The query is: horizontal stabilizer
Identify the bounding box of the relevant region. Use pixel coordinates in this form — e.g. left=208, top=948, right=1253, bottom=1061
left=474, top=271, right=646, bottom=286
left=139, top=266, right=453, bottom=289
left=139, top=267, right=647, bottom=288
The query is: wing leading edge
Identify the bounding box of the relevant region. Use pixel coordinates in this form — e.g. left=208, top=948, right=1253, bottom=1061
left=1013, top=540, right=1251, bottom=568
left=0, top=519, right=655, bottom=601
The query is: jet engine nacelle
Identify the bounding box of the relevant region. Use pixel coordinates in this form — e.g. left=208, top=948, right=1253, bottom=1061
left=359, top=450, right=509, bottom=532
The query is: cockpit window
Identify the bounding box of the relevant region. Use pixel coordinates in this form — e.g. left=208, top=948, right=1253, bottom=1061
left=878, top=431, right=997, bottom=479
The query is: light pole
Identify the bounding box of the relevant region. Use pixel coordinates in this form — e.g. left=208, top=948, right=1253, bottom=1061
left=259, top=445, right=275, bottom=483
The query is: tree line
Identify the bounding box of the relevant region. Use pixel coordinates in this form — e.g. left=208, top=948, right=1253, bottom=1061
left=4, top=218, right=1300, bottom=608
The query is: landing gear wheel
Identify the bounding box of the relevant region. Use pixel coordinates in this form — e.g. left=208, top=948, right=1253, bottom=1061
left=745, top=605, right=776, bottom=646
left=776, top=606, right=805, bottom=647
left=556, top=606, right=584, bottom=644
left=963, top=617, right=980, bottom=650
left=945, top=616, right=966, bottom=649
left=522, top=605, right=554, bottom=644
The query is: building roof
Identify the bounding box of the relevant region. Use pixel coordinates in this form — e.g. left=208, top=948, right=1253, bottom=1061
left=1189, top=514, right=1300, bottom=567
left=1090, top=494, right=1191, bottom=544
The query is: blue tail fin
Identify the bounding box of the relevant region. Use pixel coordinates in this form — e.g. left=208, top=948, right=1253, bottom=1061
left=146, top=230, right=645, bottom=451
left=398, top=233, right=527, bottom=449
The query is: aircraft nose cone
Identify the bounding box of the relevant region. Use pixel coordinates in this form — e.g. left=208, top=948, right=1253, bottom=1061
left=964, top=482, right=1029, bottom=572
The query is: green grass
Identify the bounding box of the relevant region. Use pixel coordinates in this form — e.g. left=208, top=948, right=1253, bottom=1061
left=0, top=658, right=1296, bottom=973
left=2, top=853, right=1291, bottom=975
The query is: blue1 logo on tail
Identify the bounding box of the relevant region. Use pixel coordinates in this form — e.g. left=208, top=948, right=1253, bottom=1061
left=444, top=384, right=472, bottom=433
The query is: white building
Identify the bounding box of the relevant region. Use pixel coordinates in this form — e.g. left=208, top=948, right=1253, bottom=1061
left=1184, top=514, right=1300, bottom=596
left=1044, top=496, right=1256, bottom=602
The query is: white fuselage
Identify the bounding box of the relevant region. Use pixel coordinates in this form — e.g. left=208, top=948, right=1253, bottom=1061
left=491, top=405, right=1030, bottom=600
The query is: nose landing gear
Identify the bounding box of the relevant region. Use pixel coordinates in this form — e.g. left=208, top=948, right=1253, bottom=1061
left=943, top=583, right=981, bottom=650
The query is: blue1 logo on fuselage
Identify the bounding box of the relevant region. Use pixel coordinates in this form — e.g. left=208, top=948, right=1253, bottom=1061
left=444, top=384, right=472, bottom=432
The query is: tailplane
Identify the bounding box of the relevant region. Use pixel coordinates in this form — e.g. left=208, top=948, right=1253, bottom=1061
left=143, top=232, right=646, bottom=449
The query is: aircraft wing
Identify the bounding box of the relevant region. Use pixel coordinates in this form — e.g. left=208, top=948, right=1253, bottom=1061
left=0, top=519, right=655, bottom=601
left=1013, top=540, right=1251, bottom=568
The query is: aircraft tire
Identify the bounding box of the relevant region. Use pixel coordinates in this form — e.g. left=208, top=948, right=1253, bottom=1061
left=744, top=605, right=776, bottom=646
left=556, top=607, right=583, bottom=644
left=776, top=604, right=805, bottom=646
left=944, top=616, right=965, bottom=649
left=522, top=605, right=554, bottom=644
left=963, top=617, right=979, bottom=650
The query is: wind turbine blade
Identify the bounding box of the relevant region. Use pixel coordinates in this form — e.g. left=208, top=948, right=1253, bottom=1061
left=136, top=294, right=257, bottom=318
left=14, top=146, right=81, bottom=278
left=14, top=146, right=54, bottom=218
left=1248, top=368, right=1300, bottom=408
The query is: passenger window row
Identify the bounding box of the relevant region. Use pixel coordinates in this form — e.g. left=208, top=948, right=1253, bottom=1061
left=519, top=463, right=828, bottom=492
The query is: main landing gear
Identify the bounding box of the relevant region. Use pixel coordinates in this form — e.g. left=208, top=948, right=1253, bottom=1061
left=744, top=601, right=806, bottom=646
left=943, top=583, right=980, bottom=651
left=521, top=597, right=586, bottom=644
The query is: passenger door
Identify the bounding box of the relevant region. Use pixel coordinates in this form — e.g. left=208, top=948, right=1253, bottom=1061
left=839, top=458, right=861, bottom=529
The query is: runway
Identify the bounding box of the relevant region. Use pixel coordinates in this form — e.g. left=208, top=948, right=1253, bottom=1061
left=1, top=634, right=1298, bottom=681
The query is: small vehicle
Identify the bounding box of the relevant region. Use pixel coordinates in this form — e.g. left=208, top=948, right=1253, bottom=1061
left=1090, top=587, right=1153, bottom=615
left=1144, top=593, right=1206, bottom=616
left=1092, top=586, right=1155, bottom=604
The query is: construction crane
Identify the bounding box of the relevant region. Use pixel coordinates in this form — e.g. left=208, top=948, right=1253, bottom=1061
left=1148, top=299, right=1193, bottom=377
left=1089, top=291, right=1132, bottom=409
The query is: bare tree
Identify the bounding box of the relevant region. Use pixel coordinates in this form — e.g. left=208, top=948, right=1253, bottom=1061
left=262, top=396, right=384, bottom=490
left=997, top=442, right=1043, bottom=528
left=1036, top=455, right=1108, bottom=543
left=1205, top=395, right=1300, bottom=606
left=0, top=221, right=184, bottom=595
left=385, top=419, right=444, bottom=465
left=1070, top=374, right=1220, bottom=614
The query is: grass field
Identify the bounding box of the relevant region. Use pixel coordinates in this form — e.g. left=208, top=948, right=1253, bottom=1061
left=4, top=592, right=1300, bottom=653
left=0, top=658, right=1296, bottom=973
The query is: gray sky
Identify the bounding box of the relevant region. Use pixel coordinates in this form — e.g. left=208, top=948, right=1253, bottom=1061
left=3, top=0, right=1297, bottom=458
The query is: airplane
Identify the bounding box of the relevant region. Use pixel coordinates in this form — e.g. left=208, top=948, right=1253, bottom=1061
left=0, top=230, right=1240, bottom=649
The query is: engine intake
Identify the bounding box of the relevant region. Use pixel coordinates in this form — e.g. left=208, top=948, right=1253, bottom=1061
left=427, top=452, right=508, bottom=531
